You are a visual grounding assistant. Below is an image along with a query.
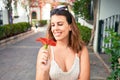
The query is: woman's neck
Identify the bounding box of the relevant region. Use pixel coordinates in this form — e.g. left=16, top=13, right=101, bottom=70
left=56, top=41, right=68, bottom=48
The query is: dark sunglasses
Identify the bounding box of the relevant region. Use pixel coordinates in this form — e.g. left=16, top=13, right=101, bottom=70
left=50, top=6, right=69, bottom=15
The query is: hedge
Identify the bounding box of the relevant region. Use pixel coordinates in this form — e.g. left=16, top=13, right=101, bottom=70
left=38, top=20, right=47, bottom=26
left=77, top=23, right=92, bottom=44
left=0, top=22, right=31, bottom=40
left=32, top=20, right=47, bottom=27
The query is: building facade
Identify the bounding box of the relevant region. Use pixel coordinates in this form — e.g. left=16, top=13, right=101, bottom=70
left=0, top=0, right=9, bottom=25
left=30, top=0, right=74, bottom=26
left=94, top=0, right=120, bottom=53
left=0, top=0, right=30, bottom=26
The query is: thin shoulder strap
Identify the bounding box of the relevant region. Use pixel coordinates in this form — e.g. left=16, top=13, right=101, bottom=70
left=75, top=53, right=79, bottom=58
left=51, top=46, right=55, bottom=60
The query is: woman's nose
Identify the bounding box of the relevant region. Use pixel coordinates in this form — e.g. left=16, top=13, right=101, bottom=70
left=53, top=25, right=59, bottom=30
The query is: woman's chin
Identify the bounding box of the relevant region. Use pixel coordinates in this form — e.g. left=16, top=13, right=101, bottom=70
left=54, top=37, right=62, bottom=41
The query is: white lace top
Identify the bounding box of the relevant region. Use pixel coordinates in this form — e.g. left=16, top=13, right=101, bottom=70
left=49, top=47, right=80, bottom=80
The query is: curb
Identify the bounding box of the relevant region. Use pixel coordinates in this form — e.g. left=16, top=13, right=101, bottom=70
left=87, top=46, right=111, bottom=73
left=91, top=77, right=106, bottom=80
left=94, top=52, right=111, bottom=73
left=0, top=30, right=35, bottom=47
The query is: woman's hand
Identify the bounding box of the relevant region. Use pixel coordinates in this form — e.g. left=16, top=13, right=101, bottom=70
left=36, top=48, right=51, bottom=80
left=37, top=48, right=51, bottom=72
left=36, top=37, right=56, bottom=73
left=38, top=49, right=51, bottom=72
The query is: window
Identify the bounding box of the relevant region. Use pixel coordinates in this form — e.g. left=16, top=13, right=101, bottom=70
left=32, top=11, right=37, bottom=19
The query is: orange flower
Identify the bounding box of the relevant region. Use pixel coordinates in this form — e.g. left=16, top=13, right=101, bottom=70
left=36, top=37, right=56, bottom=49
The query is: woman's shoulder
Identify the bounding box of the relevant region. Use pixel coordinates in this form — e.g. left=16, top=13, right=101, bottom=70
left=82, top=46, right=88, bottom=52
left=78, top=46, right=88, bottom=57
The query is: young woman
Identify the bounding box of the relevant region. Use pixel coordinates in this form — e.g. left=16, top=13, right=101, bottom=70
left=36, top=7, right=90, bottom=80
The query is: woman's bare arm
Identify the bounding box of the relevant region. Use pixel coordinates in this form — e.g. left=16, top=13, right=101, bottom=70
left=78, top=46, right=90, bottom=80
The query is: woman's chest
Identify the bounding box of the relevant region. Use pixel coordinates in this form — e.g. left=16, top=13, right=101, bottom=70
left=54, top=50, right=76, bottom=72
left=49, top=54, right=80, bottom=80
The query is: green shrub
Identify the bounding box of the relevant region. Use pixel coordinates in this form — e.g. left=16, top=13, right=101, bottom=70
left=32, top=19, right=37, bottom=26
left=0, top=22, right=31, bottom=40
left=103, top=28, right=120, bottom=80
left=12, top=23, right=21, bottom=34
left=4, top=24, right=11, bottom=37
left=0, top=26, right=6, bottom=39
left=38, top=20, right=47, bottom=26
left=77, top=23, right=91, bottom=44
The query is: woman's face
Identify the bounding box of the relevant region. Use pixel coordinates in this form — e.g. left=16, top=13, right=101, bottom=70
left=50, top=15, right=71, bottom=41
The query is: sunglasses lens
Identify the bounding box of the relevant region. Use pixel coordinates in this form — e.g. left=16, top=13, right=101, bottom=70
left=50, top=9, right=58, bottom=15
left=50, top=6, right=68, bottom=16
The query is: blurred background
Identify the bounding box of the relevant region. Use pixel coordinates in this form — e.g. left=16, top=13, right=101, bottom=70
left=0, top=0, right=120, bottom=80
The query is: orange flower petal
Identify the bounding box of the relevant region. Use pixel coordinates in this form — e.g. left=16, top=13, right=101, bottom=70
left=36, top=38, right=48, bottom=44
left=48, top=39, right=56, bottom=46
left=36, top=37, right=56, bottom=46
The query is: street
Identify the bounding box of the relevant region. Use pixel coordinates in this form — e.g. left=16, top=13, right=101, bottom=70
left=0, top=26, right=109, bottom=80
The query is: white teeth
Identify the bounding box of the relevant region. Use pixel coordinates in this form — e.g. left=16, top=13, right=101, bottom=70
left=54, top=32, right=61, bottom=36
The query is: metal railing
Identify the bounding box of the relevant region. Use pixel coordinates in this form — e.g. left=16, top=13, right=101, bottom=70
left=97, top=14, right=120, bottom=53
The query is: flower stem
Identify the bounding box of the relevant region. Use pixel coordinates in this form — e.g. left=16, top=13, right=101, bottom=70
left=44, top=44, right=48, bottom=49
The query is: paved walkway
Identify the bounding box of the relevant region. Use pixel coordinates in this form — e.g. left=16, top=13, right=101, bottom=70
left=0, top=26, right=110, bottom=80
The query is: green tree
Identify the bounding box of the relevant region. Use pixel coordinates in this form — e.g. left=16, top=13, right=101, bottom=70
left=72, top=0, right=98, bottom=46
left=72, top=0, right=91, bottom=21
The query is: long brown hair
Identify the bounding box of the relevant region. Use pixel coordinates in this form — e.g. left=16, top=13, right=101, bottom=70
left=47, top=8, right=85, bottom=53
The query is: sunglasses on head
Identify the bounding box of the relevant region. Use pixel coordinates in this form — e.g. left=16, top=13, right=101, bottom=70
left=50, top=6, right=69, bottom=15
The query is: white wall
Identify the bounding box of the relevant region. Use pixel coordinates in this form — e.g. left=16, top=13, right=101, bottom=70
left=30, top=3, right=51, bottom=21
left=99, top=0, right=120, bottom=19
left=94, top=0, right=120, bottom=53
left=13, top=2, right=29, bottom=23
left=0, top=0, right=9, bottom=25
left=42, top=3, right=51, bottom=20
left=3, top=9, right=9, bottom=24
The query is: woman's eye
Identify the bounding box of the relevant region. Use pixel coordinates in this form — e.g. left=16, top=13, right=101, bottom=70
left=51, top=24, right=55, bottom=27
left=58, top=23, right=63, bottom=26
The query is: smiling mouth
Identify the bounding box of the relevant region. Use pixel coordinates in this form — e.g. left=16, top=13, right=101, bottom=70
left=54, top=32, right=62, bottom=37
